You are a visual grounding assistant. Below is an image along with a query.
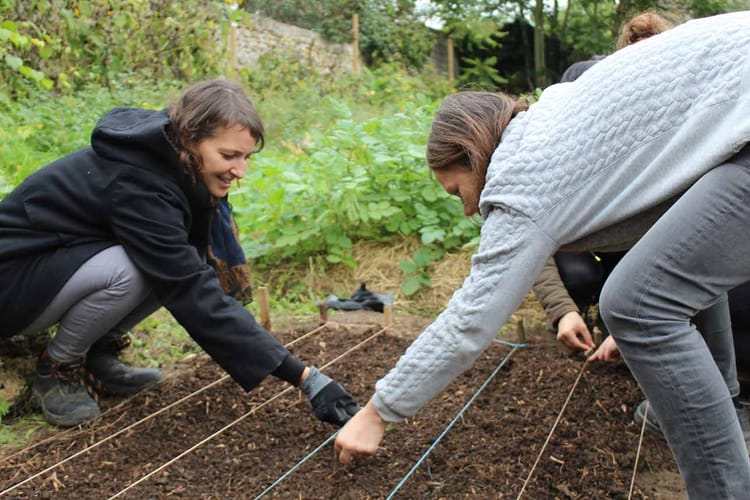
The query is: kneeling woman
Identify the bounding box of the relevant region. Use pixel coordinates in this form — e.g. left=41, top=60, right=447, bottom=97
left=0, top=80, right=358, bottom=427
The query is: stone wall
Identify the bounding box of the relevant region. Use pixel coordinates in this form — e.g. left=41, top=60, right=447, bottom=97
left=236, top=15, right=358, bottom=73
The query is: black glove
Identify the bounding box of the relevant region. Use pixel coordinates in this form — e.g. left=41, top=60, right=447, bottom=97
left=300, top=367, right=360, bottom=426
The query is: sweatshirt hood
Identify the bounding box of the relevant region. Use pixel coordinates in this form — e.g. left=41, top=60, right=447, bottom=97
left=90, top=107, right=212, bottom=208
left=91, top=107, right=181, bottom=175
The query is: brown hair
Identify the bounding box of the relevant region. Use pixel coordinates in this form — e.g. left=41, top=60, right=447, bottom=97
left=426, top=91, right=528, bottom=179
left=167, top=79, right=265, bottom=181
left=616, top=11, right=672, bottom=49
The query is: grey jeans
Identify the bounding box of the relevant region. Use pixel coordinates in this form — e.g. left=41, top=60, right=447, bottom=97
left=21, top=245, right=160, bottom=362
left=601, top=151, right=750, bottom=498
left=694, top=294, right=739, bottom=398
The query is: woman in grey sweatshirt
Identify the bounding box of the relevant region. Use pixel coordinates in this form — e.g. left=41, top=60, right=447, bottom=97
left=335, top=11, right=750, bottom=498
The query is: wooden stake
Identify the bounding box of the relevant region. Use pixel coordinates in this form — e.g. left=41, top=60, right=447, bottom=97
left=227, top=1, right=238, bottom=79
left=352, top=13, right=360, bottom=75
left=319, top=303, right=328, bottom=324
left=257, top=286, right=271, bottom=331
left=447, top=38, right=455, bottom=87
left=383, top=304, right=393, bottom=328
left=228, top=25, right=237, bottom=78
left=515, top=319, right=526, bottom=343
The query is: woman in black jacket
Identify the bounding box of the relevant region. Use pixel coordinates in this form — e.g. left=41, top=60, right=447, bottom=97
left=0, top=79, right=359, bottom=427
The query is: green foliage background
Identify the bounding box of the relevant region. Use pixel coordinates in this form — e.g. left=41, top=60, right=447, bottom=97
left=0, top=0, right=473, bottom=299
left=1, top=0, right=243, bottom=96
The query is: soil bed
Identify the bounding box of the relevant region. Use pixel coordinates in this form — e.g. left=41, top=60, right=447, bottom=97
left=0, top=312, right=681, bottom=499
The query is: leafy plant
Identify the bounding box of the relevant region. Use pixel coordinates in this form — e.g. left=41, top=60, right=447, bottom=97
left=0, top=79, right=179, bottom=189
left=399, top=245, right=444, bottom=295
left=1, top=0, right=241, bottom=95
left=232, top=95, right=479, bottom=295
left=0, top=18, right=55, bottom=91
left=0, top=398, right=13, bottom=444
left=0, top=398, right=9, bottom=421
left=459, top=55, right=508, bottom=89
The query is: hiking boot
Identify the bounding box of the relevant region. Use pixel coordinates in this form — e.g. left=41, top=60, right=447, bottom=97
left=32, top=349, right=101, bottom=427
left=635, top=398, right=750, bottom=454
left=85, top=335, right=161, bottom=396
left=634, top=399, right=662, bottom=435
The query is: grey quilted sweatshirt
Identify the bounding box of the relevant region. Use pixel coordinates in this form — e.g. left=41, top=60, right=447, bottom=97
left=374, top=11, right=750, bottom=422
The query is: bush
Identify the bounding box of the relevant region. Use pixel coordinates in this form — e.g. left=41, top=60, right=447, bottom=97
left=1, top=0, right=238, bottom=95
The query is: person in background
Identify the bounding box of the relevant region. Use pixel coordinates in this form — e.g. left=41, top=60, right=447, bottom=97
left=616, top=11, right=672, bottom=48
left=539, top=11, right=673, bottom=351
left=535, top=10, right=750, bottom=445
left=536, top=248, right=750, bottom=445
left=559, top=11, right=670, bottom=82
left=0, top=79, right=359, bottom=427
left=335, top=12, right=750, bottom=497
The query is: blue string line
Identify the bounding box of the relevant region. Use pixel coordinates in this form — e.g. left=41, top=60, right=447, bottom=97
left=386, top=344, right=525, bottom=500
left=254, top=429, right=340, bottom=499
left=254, top=339, right=524, bottom=499
left=494, top=338, right=529, bottom=348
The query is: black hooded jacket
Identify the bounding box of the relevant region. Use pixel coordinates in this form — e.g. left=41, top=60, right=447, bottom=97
left=0, top=107, right=299, bottom=391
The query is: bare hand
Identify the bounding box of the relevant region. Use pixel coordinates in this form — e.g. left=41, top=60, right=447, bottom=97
left=587, top=336, right=620, bottom=363
left=556, top=311, right=595, bottom=352
left=334, top=399, right=386, bottom=465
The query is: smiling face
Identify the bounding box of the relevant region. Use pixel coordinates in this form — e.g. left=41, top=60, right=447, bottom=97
left=433, top=165, right=483, bottom=216
left=193, top=123, right=258, bottom=198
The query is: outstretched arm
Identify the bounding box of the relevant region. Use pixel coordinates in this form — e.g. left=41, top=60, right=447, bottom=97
left=335, top=208, right=558, bottom=462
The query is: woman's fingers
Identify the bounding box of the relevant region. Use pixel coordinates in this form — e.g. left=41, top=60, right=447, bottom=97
left=588, top=336, right=620, bottom=363
left=333, top=399, right=386, bottom=465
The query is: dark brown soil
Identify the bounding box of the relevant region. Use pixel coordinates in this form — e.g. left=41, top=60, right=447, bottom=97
left=0, top=312, right=681, bottom=499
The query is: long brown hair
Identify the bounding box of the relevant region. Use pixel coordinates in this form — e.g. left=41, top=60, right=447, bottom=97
left=167, top=79, right=265, bottom=181
left=616, top=11, right=672, bottom=49
left=426, top=91, right=528, bottom=181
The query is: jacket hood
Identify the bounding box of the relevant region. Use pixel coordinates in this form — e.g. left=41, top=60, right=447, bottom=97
left=91, top=107, right=181, bottom=175
left=90, top=107, right=212, bottom=208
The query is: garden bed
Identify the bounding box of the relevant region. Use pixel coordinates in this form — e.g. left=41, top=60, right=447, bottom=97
left=0, top=312, right=683, bottom=498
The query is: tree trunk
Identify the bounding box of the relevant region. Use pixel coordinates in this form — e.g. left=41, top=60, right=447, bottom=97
left=533, top=0, right=547, bottom=87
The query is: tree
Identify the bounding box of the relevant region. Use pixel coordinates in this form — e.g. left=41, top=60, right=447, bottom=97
left=533, top=0, right=546, bottom=87
left=428, top=0, right=745, bottom=91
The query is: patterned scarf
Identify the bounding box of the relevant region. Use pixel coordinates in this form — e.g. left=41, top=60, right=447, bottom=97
left=207, top=198, right=254, bottom=305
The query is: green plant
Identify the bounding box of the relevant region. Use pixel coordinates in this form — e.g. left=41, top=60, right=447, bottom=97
left=0, top=398, right=13, bottom=444
left=2, top=0, right=240, bottom=95
left=399, top=245, right=443, bottom=295
left=459, top=55, right=508, bottom=89
left=0, top=18, right=55, bottom=91
left=0, top=398, right=9, bottom=421
left=232, top=95, right=479, bottom=295
left=0, top=80, right=180, bottom=191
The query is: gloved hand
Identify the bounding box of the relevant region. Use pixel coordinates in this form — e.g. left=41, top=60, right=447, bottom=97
left=300, top=367, right=360, bottom=426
